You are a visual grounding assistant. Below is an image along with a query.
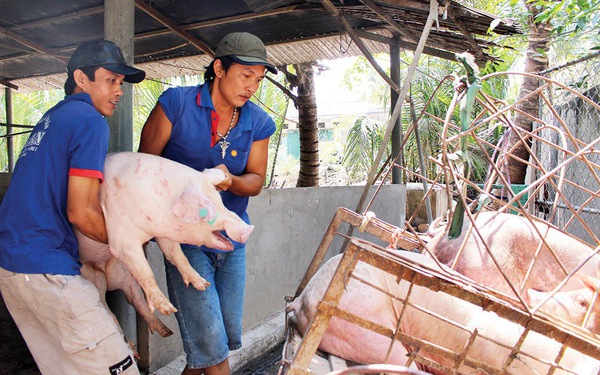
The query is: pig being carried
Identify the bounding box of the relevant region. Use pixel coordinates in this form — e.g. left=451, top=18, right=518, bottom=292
left=77, top=152, right=254, bottom=316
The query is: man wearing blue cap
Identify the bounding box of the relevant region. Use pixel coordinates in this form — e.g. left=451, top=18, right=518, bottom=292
left=0, top=40, right=145, bottom=375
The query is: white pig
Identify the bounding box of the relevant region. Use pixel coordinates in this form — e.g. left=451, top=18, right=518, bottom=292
left=426, top=211, right=600, bottom=332
left=289, top=252, right=600, bottom=375
left=79, top=248, right=173, bottom=338
left=77, top=152, right=254, bottom=315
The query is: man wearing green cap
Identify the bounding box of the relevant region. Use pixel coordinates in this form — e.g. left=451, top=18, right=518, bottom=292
left=0, top=40, right=145, bottom=374
left=139, top=32, right=277, bottom=375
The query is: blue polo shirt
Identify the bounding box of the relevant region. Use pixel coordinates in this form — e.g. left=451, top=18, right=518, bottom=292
left=0, top=93, right=109, bottom=275
left=158, top=83, right=276, bottom=249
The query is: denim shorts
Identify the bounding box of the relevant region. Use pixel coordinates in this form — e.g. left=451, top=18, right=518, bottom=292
left=165, top=244, right=246, bottom=369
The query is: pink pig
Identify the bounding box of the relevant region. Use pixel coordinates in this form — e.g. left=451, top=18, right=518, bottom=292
left=289, top=252, right=600, bottom=374
left=77, top=152, right=254, bottom=316
left=426, top=211, right=600, bottom=332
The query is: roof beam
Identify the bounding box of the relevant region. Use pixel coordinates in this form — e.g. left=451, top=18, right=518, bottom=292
left=134, top=5, right=300, bottom=41
left=0, top=79, right=18, bottom=90
left=7, top=6, right=104, bottom=32
left=355, top=30, right=457, bottom=61
left=318, top=0, right=400, bottom=93
left=358, top=0, right=420, bottom=44
left=445, top=6, right=486, bottom=62
left=0, top=26, right=68, bottom=64
left=242, top=0, right=297, bottom=13
left=134, top=0, right=215, bottom=57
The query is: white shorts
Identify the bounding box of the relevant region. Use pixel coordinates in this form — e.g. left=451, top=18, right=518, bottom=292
left=0, top=266, right=139, bottom=375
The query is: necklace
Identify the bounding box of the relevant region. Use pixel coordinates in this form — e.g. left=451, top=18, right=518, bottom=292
left=217, top=106, right=237, bottom=159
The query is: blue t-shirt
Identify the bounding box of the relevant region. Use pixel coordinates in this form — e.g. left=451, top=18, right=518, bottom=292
left=158, top=83, right=276, bottom=249
left=0, top=93, right=109, bottom=275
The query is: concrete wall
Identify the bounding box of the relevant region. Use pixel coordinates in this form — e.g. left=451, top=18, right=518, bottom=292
left=0, top=175, right=405, bottom=372
left=146, top=184, right=405, bottom=371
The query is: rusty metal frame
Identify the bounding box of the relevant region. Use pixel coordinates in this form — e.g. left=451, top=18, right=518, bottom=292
left=294, top=207, right=420, bottom=299
left=284, top=233, right=600, bottom=375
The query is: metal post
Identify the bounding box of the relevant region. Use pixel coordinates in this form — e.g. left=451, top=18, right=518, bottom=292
left=390, top=42, right=402, bottom=184
left=105, top=0, right=135, bottom=153
left=5, top=87, right=14, bottom=172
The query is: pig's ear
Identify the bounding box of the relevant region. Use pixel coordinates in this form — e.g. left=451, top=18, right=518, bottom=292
left=201, top=168, right=227, bottom=187
left=575, top=274, right=599, bottom=292
left=172, top=185, right=217, bottom=223
left=524, top=288, right=552, bottom=310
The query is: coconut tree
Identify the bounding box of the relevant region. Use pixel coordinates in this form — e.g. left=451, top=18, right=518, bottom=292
left=275, top=62, right=326, bottom=187
left=499, top=0, right=599, bottom=184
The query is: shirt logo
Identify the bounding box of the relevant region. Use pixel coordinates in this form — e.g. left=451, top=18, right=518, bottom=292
left=19, top=116, right=49, bottom=158
left=109, top=355, right=134, bottom=374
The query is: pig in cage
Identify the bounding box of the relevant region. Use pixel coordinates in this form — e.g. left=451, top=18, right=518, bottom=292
left=281, top=70, right=600, bottom=374
left=280, top=209, right=600, bottom=375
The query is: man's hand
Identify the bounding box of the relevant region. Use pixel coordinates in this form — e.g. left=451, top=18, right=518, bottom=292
left=214, top=164, right=233, bottom=191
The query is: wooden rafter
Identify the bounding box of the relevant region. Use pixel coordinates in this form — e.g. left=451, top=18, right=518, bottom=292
left=358, top=0, right=421, bottom=44
left=0, top=26, right=68, bottom=64
left=134, top=0, right=215, bottom=57
left=355, top=29, right=456, bottom=61
left=135, top=5, right=300, bottom=41
left=0, top=79, right=18, bottom=90
left=318, top=0, right=400, bottom=93
left=446, top=6, right=486, bottom=62
left=6, top=6, right=103, bottom=32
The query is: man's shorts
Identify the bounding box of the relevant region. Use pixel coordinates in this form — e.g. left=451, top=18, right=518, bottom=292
left=0, top=267, right=139, bottom=375
left=165, top=245, right=246, bottom=369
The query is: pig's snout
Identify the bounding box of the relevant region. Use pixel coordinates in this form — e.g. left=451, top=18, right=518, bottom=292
left=224, top=220, right=254, bottom=244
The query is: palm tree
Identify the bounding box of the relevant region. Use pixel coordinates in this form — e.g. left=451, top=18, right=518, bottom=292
left=342, top=116, right=390, bottom=185
left=500, top=1, right=551, bottom=185
left=276, top=62, right=324, bottom=187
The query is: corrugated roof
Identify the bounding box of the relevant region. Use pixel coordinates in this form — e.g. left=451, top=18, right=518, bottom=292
left=1, top=0, right=521, bottom=92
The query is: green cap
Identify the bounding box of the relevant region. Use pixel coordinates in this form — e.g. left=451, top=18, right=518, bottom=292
left=215, top=32, right=276, bottom=74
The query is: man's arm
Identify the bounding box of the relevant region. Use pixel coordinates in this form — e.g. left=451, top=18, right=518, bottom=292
left=67, top=175, right=107, bottom=243
left=138, top=103, right=172, bottom=155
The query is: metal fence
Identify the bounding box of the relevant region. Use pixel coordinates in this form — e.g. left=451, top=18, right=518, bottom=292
left=400, top=52, right=600, bottom=248
left=537, top=52, right=600, bottom=243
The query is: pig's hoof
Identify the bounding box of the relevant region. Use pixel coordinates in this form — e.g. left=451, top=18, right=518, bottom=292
left=148, top=294, right=178, bottom=315
left=184, top=274, right=211, bottom=291
left=156, top=303, right=178, bottom=315
left=153, top=325, right=174, bottom=337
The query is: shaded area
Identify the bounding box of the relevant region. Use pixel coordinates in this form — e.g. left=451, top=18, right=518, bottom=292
left=234, top=342, right=284, bottom=375
left=0, top=299, right=40, bottom=375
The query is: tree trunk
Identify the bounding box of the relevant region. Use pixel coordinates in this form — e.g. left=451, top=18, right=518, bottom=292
left=295, top=62, right=320, bottom=187
left=502, top=3, right=550, bottom=185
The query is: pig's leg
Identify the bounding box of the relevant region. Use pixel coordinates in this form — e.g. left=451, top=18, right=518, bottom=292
left=80, top=262, right=140, bottom=358
left=104, top=257, right=173, bottom=337
left=109, top=240, right=177, bottom=315
left=154, top=237, right=210, bottom=291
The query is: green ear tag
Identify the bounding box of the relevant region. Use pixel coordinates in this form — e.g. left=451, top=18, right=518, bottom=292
left=199, top=207, right=209, bottom=218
